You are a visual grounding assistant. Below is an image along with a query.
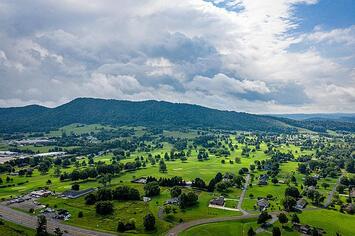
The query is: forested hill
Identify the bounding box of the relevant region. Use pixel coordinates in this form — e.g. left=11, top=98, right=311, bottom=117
left=0, top=98, right=354, bottom=133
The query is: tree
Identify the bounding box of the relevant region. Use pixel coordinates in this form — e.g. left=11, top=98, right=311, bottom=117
left=247, top=227, right=256, bottom=236
left=283, top=196, right=296, bottom=211
left=179, top=192, right=198, bottom=208
left=46, top=179, right=52, bottom=185
left=170, top=186, right=182, bottom=198
left=78, top=211, right=83, bottom=218
left=99, top=174, right=112, bottom=187
left=285, top=186, right=300, bottom=198
left=207, top=179, right=216, bottom=192
left=250, top=164, right=256, bottom=172
left=291, top=213, right=300, bottom=223
left=71, top=183, right=80, bottom=191
left=95, top=201, right=114, bottom=215
left=143, top=213, right=156, bottom=231
left=125, top=218, right=136, bottom=230
left=298, top=163, right=308, bottom=174
left=159, top=159, right=167, bottom=173
left=233, top=175, right=245, bottom=188
left=36, top=215, right=48, bottom=236
left=144, top=181, right=160, bottom=197
left=312, top=227, right=320, bottom=236
left=304, top=176, right=317, bottom=187
left=85, top=193, right=97, bottom=205
left=54, top=227, right=63, bottom=236
left=117, top=220, right=125, bottom=232
left=278, top=213, right=288, bottom=225
left=216, top=181, right=230, bottom=192
left=345, top=159, right=355, bottom=173
left=97, top=188, right=112, bottom=201
left=272, top=177, right=278, bottom=184
left=54, top=166, right=61, bottom=177
left=113, top=186, right=140, bottom=200
left=322, top=182, right=330, bottom=189
left=191, top=178, right=206, bottom=189
left=214, top=172, right=223, bottom=182
left=257, top=211, right=271, bottom=224
left=272, top=226, right=281, bottom=236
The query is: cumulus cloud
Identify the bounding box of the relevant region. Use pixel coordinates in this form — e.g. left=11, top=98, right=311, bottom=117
left=0, top=0, right=353, bottom=113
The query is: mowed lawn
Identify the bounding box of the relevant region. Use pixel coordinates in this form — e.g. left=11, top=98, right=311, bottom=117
left=299, top=209, right=355, bottom=236
left=179, top=219, right=260, bottom=236
left=0, top=219, right=36, bottom=236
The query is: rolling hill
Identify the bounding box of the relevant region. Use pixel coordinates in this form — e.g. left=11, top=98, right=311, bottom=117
left=0, top=98, right=354, bottom=133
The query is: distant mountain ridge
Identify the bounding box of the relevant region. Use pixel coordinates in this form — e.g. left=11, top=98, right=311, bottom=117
left=0, top=98, right=354, bottom=133
left=271, top=113, right=355, bottom=122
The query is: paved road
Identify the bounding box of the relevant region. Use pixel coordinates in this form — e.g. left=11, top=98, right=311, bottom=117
left=237, top=173, right=250, bottom=215
left=324, top=175, right=342, bottom=208
left=0, top=204, right=116, bottom=236
left=166, top=213, right=257, bottom=236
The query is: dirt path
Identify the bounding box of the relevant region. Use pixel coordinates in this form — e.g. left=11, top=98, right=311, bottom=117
left=0, top=204, right=116, bottom=236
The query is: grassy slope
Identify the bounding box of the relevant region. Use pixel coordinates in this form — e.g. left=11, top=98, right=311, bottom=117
left=0, top=219, right=36, bottom=236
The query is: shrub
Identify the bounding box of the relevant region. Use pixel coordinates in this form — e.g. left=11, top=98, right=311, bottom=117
left=95, top=201, right=114, bottom=215
left=143, top=213, right=156, bottom=230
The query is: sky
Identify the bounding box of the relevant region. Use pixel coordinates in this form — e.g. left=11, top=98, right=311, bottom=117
left=0, top=0, right=354, bottom=114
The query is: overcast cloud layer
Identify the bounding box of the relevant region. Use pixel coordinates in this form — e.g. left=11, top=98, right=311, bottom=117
left=0, top=0, right=354, bottom=113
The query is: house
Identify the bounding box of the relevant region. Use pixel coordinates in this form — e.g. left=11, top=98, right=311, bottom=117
left=131, top=177, right=147, bottom=184
left=307, top=186, right=316, bottom=191
left=293, top=223, right=311, bottom=234
left=257, top=198, right=269, bottom=211
left=293, top=223, right=325, bottom=235
left=209, top=196, right=225, bottom=206
left=61, top=188, right=95, bottom=199
left=30, top=190, right=53, bottom=198
left=54, top=209, right=71, bottom=221
left=165, top=197, right=180, bottom=205
left=143, top=197, right=151, bottom=202
left=295, top=198, right=307, bottom=209
left=258, top=174, right=269, bottom=185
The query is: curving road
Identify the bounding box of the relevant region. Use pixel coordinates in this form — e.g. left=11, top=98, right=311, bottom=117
left=0, top=204, right=116, bottom=236
left=167, top=173, right=253, bottom=236
left=166, top=214, right=257, bottom=236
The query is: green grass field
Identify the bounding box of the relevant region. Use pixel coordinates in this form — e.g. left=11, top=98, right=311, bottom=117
left=179, top=219, right=260, bottom=236
left=0, top=219, right=36, bottom=236
left=0, top=124, right=352, bottom=235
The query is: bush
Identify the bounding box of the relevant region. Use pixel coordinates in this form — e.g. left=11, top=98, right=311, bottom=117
left=170, top=186, right=182, bottom=198
left=95, top=201, right=114, bottom=215
left=125, top=218, right=136, bottom=230
left=117, top=221, right=125, bottom=232
left=179, top=192, right=198, bottom=208
left=78, top=211, right=83, bottom=218
left=112, top=186, right=140, bottom=200
left=143, top=213, right=156, bottom=230
left=71, top=183, right=79, bottom=191
left=144, top=181, right=160, bottom=197
left=85, top=193, right=96, bottom=205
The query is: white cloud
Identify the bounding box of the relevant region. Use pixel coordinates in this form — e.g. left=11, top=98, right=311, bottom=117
left=0, top=0, right=353, bottom=113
